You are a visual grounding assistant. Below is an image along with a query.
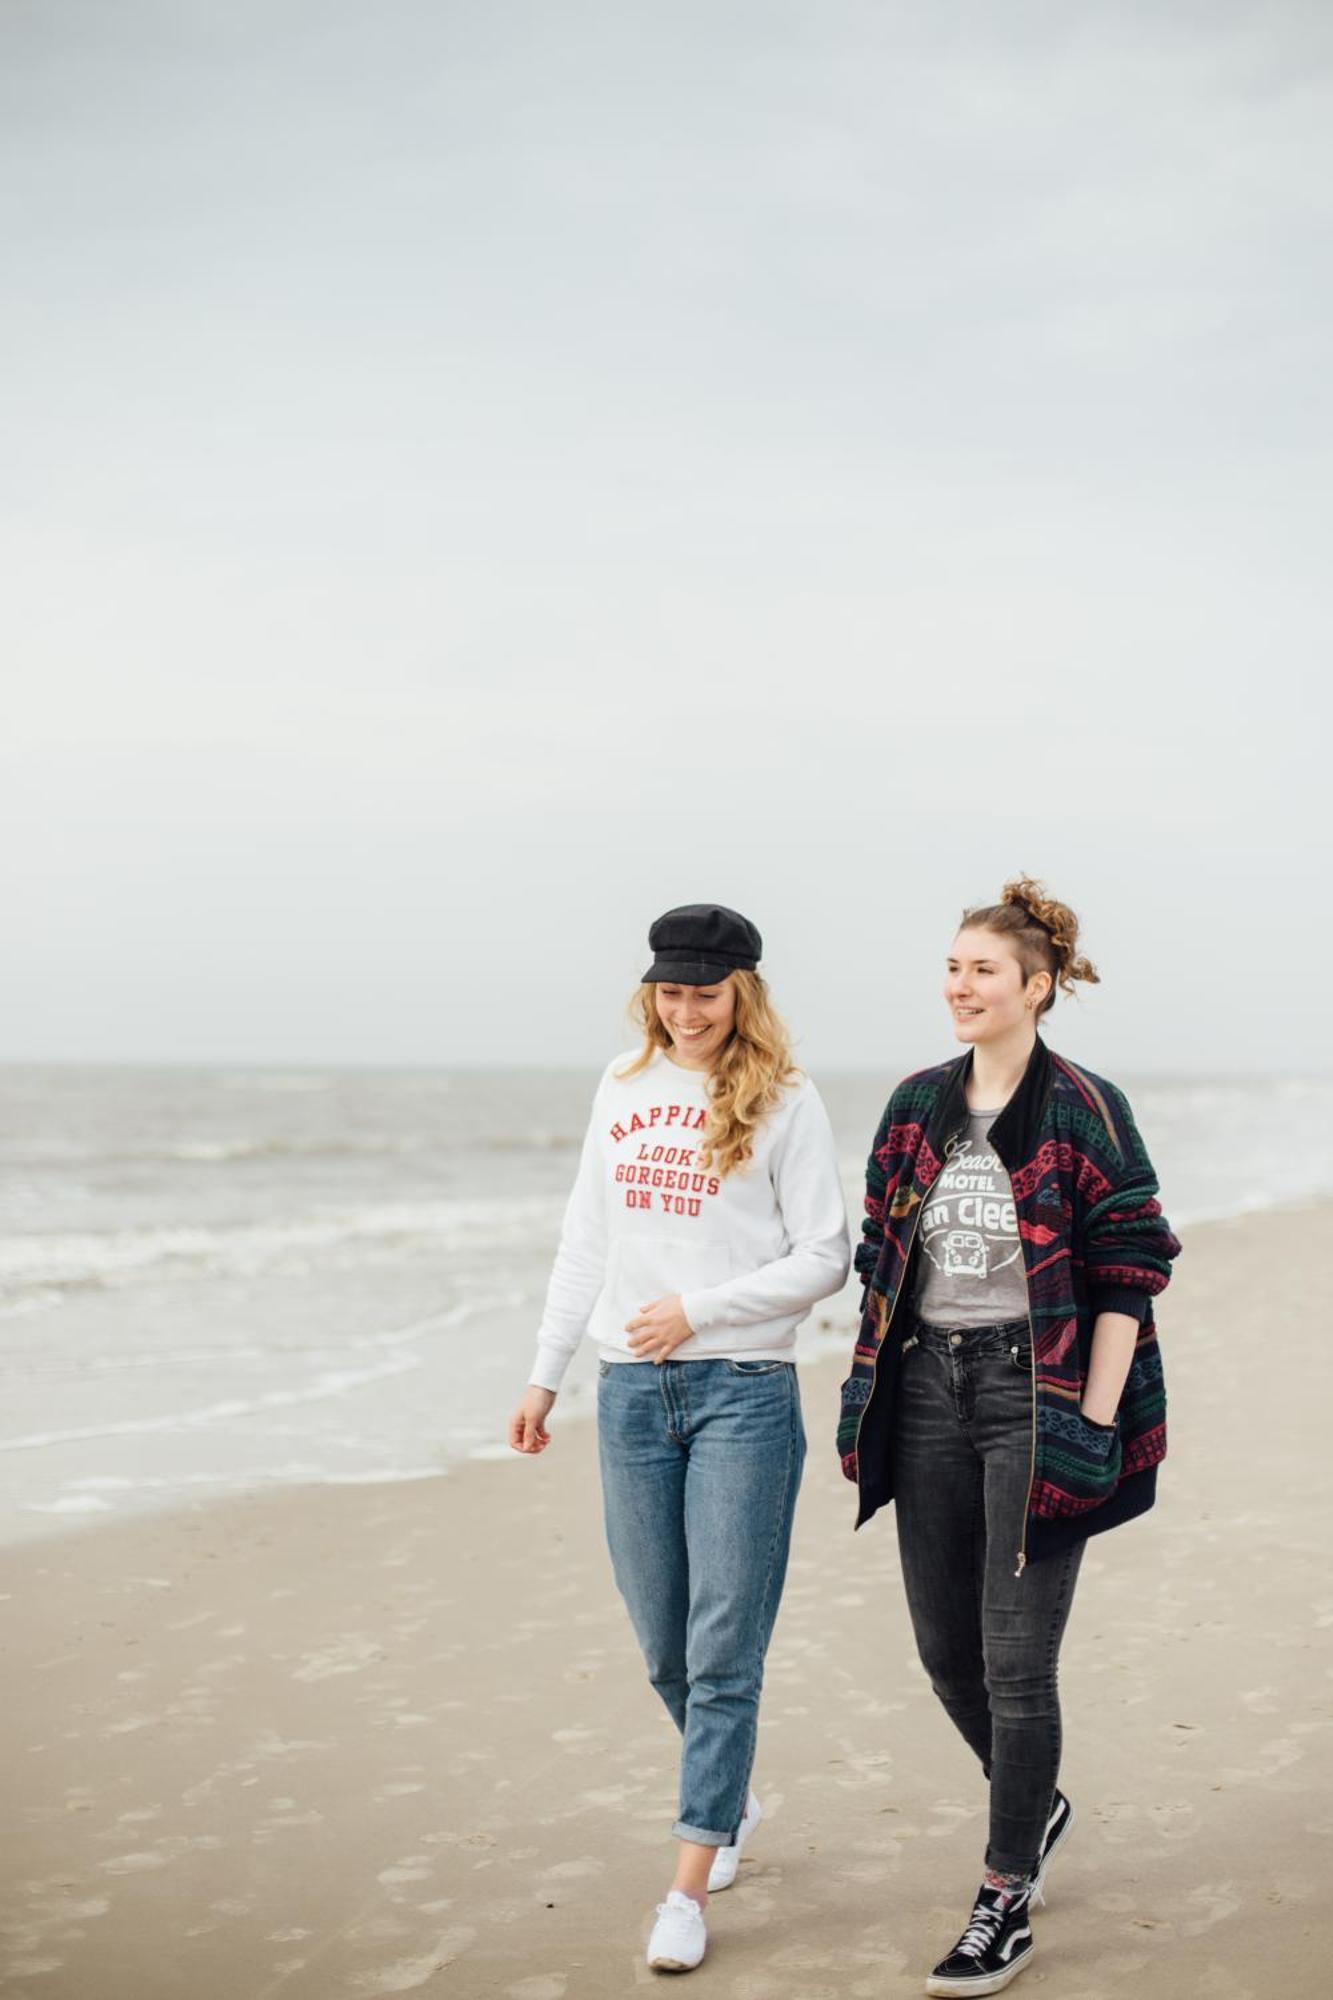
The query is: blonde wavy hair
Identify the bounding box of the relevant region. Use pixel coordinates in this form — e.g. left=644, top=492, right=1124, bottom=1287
left=618, top=970, right=799, bottom=1176
left=961, top=874, right=1101, bottom=1018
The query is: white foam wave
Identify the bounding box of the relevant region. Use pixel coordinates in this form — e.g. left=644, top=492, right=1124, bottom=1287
left=319, top=1467, right=446, bottom=1487
left=23, top=1463, right=449, bottom=1517
left=0, top=1291, right=523, bottom=1436
left=61, top=1463, right=446, bottom=1493
left=2, top=1134, right=426, bottom=1170
left=170, top=1136, right=418, bottom=1163
left=216, top=1074, right=334, bottom=1092
left=0, top=1200, right=563, bottom=1291
left=0, top=1350, right=423, bottom=1454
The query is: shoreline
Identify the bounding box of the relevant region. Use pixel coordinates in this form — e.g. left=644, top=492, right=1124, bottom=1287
left=3, top=1194, right=1329, bottom=1559
left=4, top=1201, right=1332, bottom=1997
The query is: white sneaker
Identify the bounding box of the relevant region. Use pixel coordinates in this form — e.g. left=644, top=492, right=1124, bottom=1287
left=646, top=1889, right=707, bottom=1972
left=707, top=1792, right=762, bottom=1893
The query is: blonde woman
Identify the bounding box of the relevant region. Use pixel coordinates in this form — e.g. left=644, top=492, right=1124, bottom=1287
left=510, top=904, right=850, bottom=1974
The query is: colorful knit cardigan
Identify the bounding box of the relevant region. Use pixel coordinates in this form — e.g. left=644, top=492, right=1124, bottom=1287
left=837, top=1039, right=1181, bottom=1562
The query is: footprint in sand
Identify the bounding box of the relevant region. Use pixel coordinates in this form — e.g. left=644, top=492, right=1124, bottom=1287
left=251, top=1732, right=332, bottom=1758
left=291, top=1637, right=382, bottom=1682
left=98, top=1853, right=167, bottom=1875
left=1148, top=1802, right=1199, bottom=1839
left=506, top=1978, right=567, bottom=2000
left=33, top=1895, right=110, bottom=1925
left=1182, top=1881, right=1243, bottom=1934
left=539, top=1857, right=605, bottom=1881
left=346, top=1916, right=413, bottom=1944
left=1240, top=1685, right=1281, bottom=1714
left=349, top=1925, right=476, bottom=1990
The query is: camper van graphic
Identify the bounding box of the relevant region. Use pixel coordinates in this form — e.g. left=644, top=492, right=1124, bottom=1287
left=941, top=1229, right=988, bottom=1278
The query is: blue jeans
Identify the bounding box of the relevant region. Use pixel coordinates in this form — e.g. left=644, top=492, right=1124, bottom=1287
left=893, top=1317, right=1085, bottom=1878
left=596, top=1357, right=806, bottom=1846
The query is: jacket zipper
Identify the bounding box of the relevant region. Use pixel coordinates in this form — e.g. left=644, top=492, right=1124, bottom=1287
left=853, top=1131, right=964, bottom=1516
left=1014, top=1230, right=1038, bottom=1579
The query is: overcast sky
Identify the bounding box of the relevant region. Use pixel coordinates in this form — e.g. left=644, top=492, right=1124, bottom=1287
left=3, top=1, right=1329, bottom=1074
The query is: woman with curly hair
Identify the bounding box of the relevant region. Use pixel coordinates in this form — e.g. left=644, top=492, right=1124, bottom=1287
left=838, top=878, right=1180, bottom=1997
left=511, top=903, right=850, bottom=1974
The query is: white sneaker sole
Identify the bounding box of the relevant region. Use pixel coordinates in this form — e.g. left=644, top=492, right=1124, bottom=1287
left=925, top=1951, right=1032, bottom=1996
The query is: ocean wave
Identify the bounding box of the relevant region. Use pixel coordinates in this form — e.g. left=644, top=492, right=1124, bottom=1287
left=170, top=1136, right=423, bottom=1163
left=0, top=1349, right=426, bottom=1453
left=475, top=1132, right=580, bottom=1153
left=23, top=1463, right=450, bottom=1518
left=0, top=1292, right=523, bottom=1385
left=0, top=1200, right=564, bottom=1292
left=216, top=1074, right=335, bottom=1093
left=0, top=1134, right=428, bottom=1169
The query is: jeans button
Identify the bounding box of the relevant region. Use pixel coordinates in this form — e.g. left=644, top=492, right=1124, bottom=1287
left=950, top=1333, right=962, bottom=1348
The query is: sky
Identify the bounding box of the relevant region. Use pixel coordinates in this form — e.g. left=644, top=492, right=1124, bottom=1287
left=3, top=1, right=1330, bottom=1074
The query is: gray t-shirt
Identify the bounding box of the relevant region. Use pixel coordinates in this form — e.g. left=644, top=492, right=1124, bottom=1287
left=913, top=1109, right=1030, bottom=1328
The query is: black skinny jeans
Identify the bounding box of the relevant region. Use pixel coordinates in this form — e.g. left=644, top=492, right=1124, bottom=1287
left=892, top=1317, right=1083, bottom=1878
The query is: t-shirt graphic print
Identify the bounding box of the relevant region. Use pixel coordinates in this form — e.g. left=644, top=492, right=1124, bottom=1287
left=913, top=1110, right=1030, bottom=1328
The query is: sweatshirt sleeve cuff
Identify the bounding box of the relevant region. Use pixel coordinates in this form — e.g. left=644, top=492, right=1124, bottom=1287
left=529, top=1344, right=572, bottom=1393
left=679, top=1287, right=726, bottom=1336
left=1090, top=1286, right=1151, bottom=1324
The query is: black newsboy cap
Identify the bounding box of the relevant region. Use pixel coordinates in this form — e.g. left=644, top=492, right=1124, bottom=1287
left=642, top=904, right=762, bottom=985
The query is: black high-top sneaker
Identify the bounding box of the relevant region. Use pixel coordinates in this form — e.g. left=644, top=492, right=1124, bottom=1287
left=925, top=1880, right=1033, bottom=1997
left=1030, top=1790, right=1075, bottom=1907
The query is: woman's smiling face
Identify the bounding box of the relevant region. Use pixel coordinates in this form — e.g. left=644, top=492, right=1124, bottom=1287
left=654, top=979, right=737, bottom=1069
left=944, top=927, right=1047, bottom=1043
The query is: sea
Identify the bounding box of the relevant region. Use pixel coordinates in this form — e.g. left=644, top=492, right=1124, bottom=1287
left=1, top=1064, right=1330, bottom=1544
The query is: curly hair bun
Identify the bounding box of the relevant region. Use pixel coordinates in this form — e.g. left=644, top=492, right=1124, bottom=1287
left=999, top=875, right=1100, bottom=998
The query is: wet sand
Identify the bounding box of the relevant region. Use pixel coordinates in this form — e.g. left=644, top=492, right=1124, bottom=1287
left=4, top=1203, right=1331, bottom=1998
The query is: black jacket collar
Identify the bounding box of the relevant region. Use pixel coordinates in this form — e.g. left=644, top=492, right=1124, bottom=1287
left=927, top=1036, right=1054, bottom=1173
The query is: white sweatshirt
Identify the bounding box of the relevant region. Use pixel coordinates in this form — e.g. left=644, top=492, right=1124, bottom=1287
left=529, top=1049, right=851, bottom=1393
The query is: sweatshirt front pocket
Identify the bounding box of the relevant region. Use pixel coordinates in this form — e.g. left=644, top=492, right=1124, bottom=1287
left=604, top=1237, right=736, bottom=1325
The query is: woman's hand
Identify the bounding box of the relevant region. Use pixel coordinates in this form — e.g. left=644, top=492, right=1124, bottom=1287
left=625, top=1294, right=695, bottom=1363
left=1081, top=1310, right=1139, bottom=1426
left=508, top=1386, right=556, bottom=1454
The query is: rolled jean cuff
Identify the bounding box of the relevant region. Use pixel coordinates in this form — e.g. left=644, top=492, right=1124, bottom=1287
left=672, top=1817, right=734, bottom=1848
left=985, top=1844, right=1038, bottom=1881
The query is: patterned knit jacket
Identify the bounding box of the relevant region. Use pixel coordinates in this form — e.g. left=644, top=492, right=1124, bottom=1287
left=837, top=1038, right=1181, bottom=1565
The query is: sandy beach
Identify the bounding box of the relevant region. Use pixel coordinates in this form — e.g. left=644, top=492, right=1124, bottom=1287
left=4, top=1202, right=1331, bottom=1999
